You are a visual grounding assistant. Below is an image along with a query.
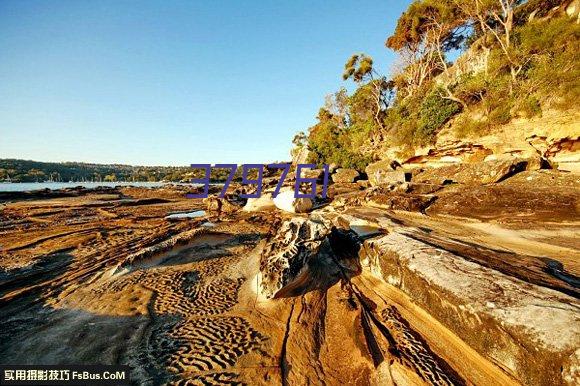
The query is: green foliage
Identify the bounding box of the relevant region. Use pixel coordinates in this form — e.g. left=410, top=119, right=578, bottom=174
left=386, top=0, right=465, bottom=51
left=302, top=5, right=579, bottom=165
left=519, top=96, right=542, bottom=118
left=306, top=108, right=372, bottom=171
left=416, top=89, right=461, bottom=144
left=343, top=54, right=374, bottom=82
left=489, top=103, right=512, bottom=125
left=455, top=73, right=488, bottom=104
left=454, top=115, right=489, bottom=138
left=515, top=16, right=580, bottom=109
left=348, top=83, right=378, bottom=124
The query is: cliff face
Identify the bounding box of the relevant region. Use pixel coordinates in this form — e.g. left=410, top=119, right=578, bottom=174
left=388, top=109, right=580, bottom=173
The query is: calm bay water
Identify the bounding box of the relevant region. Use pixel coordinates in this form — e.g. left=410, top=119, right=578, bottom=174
left=0, top=182, right=195, bottom=192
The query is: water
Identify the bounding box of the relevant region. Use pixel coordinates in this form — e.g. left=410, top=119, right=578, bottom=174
left=165, top=210, right=206, bottom=219
left=0, top=181, right=196, bottom=192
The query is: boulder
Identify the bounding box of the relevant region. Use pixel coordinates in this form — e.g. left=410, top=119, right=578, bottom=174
left=302, top=168, right=325, bottom=180
left=525, top=156, right=552, bottom=171
left=272, top=190, right=313, bottom=213
left=375, top=170, right=408, bottom=185
left=332, top=168, right=360, bottom=183
left=365, top=159, right=403, bottom=186
left=356, top=179, right=370, bottom=189
left=481, top=159, right=528, bottom=184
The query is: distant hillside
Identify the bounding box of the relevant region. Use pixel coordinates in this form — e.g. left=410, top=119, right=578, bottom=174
left=0, top=159, right=270, bottom=183
left=0, top=159, right=192, bottom=183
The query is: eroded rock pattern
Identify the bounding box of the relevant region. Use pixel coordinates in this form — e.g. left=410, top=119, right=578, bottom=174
left=0, top=172, right=578, bottom=385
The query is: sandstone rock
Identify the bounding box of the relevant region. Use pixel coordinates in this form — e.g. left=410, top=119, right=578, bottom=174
left=375, top=170, right=408, bottom=185
left=327, top=182, right=363, bottom=199
left=332, top=168, right=360, bottom=183
left=403, top=142, right=493, bottom=168
left=361, top=231, right=580, bottom=386
left=243, top=193, right=276, bottom=212
left=365, top=159, right=403, bottom=186
left=302, top=168, right=324, bottom=180
left=481, top=159, right=528, bottom=184
left=203, top=197, right=241, bottom=213
left=405, top=182, right=443, bottom=195
left=356, top=180, right=370, bottom=189
left=259, top=218, right=360, bottom=298
left=525, top=156, right=552, bottom=171
left=366, top=193, right=436, bottom=212
left=272, top=190, right=313, bottom=213
left=415, top=159, right=528, bottom=185
left=396, top=182, right=410, bottom=193
left=546, top=136, right=580, bottom=173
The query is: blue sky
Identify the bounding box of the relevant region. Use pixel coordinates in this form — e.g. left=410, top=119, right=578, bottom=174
left=0, top=1, right=411, bottom=166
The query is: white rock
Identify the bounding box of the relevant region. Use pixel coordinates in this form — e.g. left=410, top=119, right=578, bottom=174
left=243, top=193, right=276, bottom=212
left=273, top=190, right=313, bottom=213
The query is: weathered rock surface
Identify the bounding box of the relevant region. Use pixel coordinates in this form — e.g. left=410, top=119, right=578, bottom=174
left=260, top=217, right=365, bottom=296
left=0, top=164, right=578, bottom=386
left=301, top=168, right=325, bottom=180
left=331, top=168, right=360, bottom=183
left=403, top=141, right=493, bottom=167
left=427, top=169, right=580, bottom=222
left=361, top=230, right=580, bottom=386
left=365, top=159, right=403, bottom=186
left=204, top=196, right=243, bottom=214
left=327, top=182, right=363, bottom=198
left=414, top=159, right=529, bottom=185
left=366, top=192, right=436, bottom=212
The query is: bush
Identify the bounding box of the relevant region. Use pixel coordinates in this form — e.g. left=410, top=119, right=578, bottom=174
left=454, top=115, right=489, bottom=138
left=456, top=73, right=487, bottom=105
left=519, top=95, right=542, bottom=118
left=489, top=103, right=512, bottom=125
left=416, top=89, right=461, bottom=144
left=514, top=16, right=580, bottom=109
left=306, top=117, right=373, bottom=172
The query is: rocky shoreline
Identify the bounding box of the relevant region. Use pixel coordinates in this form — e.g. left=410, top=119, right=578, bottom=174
left=0, top=158, right=578, bottom=385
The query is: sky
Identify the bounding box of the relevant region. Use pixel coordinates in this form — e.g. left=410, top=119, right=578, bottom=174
left=0, top=0, right=411, bottom=166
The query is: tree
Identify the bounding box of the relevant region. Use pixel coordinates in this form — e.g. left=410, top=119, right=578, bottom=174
left=386, top=0, right=469, bottom=106
left=292, top=131, right=307, bottom=147
left=342, top=54, right=394, bottom=134
left=454, top=0, right=526, bottom=83
left=324, top=88, right=350, bottom=128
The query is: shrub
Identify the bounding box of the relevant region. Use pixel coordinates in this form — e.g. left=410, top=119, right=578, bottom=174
left=489, top=103, right=512, bottom=126
left=454, top=115, right=489, bottom=138
left=455, top=73, right=487, bottom=105
left=519, top=95, right=542, bottom=118
left=416, top=89, right=461, bottom=144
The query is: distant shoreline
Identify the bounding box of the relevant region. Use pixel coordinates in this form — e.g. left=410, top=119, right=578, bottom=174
left=0, top=181, right=204, bottom=193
